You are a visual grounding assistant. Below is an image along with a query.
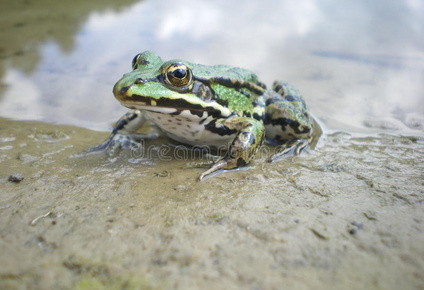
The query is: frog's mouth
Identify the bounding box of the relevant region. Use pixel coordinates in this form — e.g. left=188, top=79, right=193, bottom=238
left=116, top=88, right=231, bottom=119
left=114, top=80, right=231, bottom=117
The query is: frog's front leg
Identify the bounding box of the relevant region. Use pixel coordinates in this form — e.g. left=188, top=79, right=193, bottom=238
left=199, top=116, right=265, bottom=180
left=85, top=109, right=159, bottom=156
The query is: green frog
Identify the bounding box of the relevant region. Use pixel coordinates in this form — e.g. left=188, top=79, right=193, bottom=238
left=86, top=51, right=319, bottom=180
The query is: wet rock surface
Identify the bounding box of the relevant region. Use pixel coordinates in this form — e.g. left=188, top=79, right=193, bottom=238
left=0, top=118, right=423, bottom=289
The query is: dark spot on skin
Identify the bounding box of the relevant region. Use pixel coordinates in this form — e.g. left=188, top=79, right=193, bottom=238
left=186, top=124, right=191, bottom=128
left=127, top=112, right=139, bottom=121
left=285, top=95, right=295, bottom=102
left=237, top=89, right=251, bottom=98
left=190, top=110, right=204, bottom=118
left=177, top=122, right=182, bottom=126
left=168, top=119, right=172, bottom=122
left=236, top=158, right=248, bottom=167
left=273, top=83, right=284, bottom=94
left=257, top=81, right=267, bottom=89
left=243, top=111, right=252, bottom=118
left=157, top=116, right=161, bottom=120
left=176, top=118, right=182, bottom=121
left=170, top=127, right=176, bottom=130
left=253, top=112, right=263, bottom=122
left=265, top=98, right=279, bottom=106
left=264, top=116, right=310, bottom=135
left=205, top=120, right=237, bottom=136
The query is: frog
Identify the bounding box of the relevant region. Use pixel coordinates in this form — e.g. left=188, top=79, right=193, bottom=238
left=86, top=51, right=319, bottom=180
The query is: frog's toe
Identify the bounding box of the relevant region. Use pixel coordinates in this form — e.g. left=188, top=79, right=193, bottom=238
left=84, top=135, right=114, bottom=154
left=198, top=156, right=241, bottom=180
left=268, top=139, right=309, bottom=162
left=199, top=159, right=229, bottom=181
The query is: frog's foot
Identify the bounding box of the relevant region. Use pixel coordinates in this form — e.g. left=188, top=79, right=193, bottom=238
left=184, top=154, right=232, bottom=180
left=197, top=116, right=265, bottom=180
left=84, top=109, right=159, bottom=156
left=268, top=138, right=309, bottom=163
left=84, top=132, right=158, bottom=156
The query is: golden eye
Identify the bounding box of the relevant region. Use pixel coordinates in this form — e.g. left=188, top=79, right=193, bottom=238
left=164, top=63, right=192, bottom=87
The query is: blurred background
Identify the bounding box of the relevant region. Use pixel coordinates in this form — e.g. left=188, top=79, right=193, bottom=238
left=0, top=0, right=423, bottom=136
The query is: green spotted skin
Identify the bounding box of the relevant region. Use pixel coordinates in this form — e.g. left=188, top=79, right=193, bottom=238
left=87, top=51, right=317, bottom=180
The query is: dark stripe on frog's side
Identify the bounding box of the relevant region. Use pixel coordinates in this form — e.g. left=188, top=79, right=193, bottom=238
left=204, top=119, right=238, bottom=136
left=265, top=95, right=308, bottom=113
left=253, top=112, right=264, bottom=122
left=264, top=115, right=311, bottom=135
left=127, top=94, right=225, bottom=118
left=265, top=95, right=304, bottom=106
left=170, top=108, right=205, bottom=118
left=195, top=76, right=267, bottom=96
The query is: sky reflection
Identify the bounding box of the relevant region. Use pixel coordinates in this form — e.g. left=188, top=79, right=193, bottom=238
left=0, top=0, right=422, bottom=135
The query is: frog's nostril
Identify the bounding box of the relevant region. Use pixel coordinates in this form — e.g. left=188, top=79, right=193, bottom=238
left=135, top=78, right=148, bottom=84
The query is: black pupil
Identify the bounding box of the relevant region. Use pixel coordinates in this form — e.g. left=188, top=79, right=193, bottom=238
left=172, top=68, right=186, bottom=79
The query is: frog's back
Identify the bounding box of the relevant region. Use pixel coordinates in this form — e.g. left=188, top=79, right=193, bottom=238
left=181, top=62, right=266, bottom=117
left=189, top=62, right=260, bottom=84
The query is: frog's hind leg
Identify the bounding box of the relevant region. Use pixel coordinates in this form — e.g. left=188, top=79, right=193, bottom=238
left=265, top=81, right=313, bottom=162
left=84, top=110, right=159, bottom=156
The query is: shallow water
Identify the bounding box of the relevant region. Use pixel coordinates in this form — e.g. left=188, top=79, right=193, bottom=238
left=0, top=0, right=423, bottom=289
left=0, top=0, right=423, bottom=135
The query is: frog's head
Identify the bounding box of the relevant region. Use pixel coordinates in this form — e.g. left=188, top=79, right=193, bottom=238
left=113, top=51, right=230, bottom=117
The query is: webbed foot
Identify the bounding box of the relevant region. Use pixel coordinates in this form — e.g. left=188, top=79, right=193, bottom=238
left=84, top=109, right=159, bottom=156
left=268, top=138, right=309, bottom=162
left=85, top=132, right=158, bottom=156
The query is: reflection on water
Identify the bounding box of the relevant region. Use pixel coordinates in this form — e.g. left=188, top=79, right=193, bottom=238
left=0, top=0, right=423, bottom=136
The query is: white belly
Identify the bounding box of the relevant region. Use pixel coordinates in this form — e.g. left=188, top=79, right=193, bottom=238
left=145, top=110, right=235, bottom=148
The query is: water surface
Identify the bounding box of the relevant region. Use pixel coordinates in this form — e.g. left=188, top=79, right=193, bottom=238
left=1, top=0, right=423, bottom=136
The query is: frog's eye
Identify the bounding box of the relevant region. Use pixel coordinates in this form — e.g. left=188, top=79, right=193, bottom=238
left=164, top=63, right=193, bottom=88
left=132, top=54, right=141, bottom=70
